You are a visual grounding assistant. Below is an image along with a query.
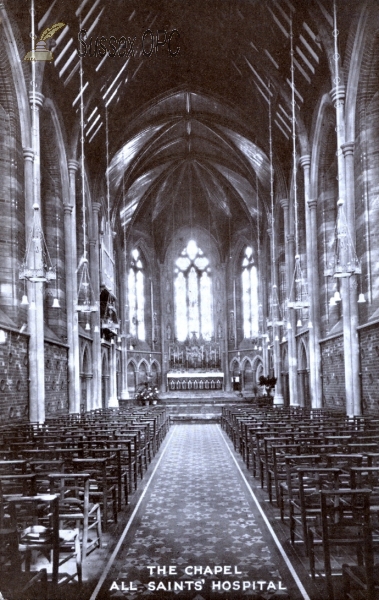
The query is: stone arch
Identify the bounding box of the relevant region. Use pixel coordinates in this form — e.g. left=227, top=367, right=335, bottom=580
left=298, top=338, right=310, bottom=408
left=80, top=343, right=92, bottom=413
left=254, top=358, right=264, bottom=392
left=281, top=345, right=289, bottom=406
left=241, top=356, right=254, bottom=392
left=137, top=359, right=149, bottom=386
left=230, top=357, right=241, bottom=392
left=150, top=359, right=161, bottom=387
left=127, top=359, right=137, bottom=396
left=101, top=349, right=110, bottom=409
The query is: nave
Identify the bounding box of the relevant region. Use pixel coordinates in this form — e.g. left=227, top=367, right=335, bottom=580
left=85, top=424, right=317, bottom=600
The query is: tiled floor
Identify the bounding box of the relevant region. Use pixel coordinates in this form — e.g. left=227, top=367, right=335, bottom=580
left=90, top=425, right=315, bottom=600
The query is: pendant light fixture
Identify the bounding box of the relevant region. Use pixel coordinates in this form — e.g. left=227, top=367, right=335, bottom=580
left=76, top=50, right=98, bottom=314
left=287, top=15, right=310, bottom=327
left=324, top=0, right=361, bottom=279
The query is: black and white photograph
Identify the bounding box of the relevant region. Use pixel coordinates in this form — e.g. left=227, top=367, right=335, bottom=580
left=0, top=0, right=378, bottom=598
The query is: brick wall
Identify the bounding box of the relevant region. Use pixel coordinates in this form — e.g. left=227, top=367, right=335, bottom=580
left=0, top=330, right=29, bottom=422
left=359, top=323, right=379, bottom=414
left=44, top=341, right=69, bottom=416
left=320, top=335, right=346, bottom=410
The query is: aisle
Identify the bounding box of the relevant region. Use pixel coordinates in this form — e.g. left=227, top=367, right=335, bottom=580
left=92, top=425, right=310, bottom=600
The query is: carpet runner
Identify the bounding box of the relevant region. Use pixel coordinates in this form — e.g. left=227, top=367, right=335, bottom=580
left=96, top=424, right=307, bottom=600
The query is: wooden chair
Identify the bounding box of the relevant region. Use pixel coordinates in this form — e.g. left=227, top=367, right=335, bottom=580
left=290, top=467, right=342, bottom=555
left=308, top=489, right=373, bottom=600
left=7, top=493, right=82, bottom=592
left=72, top=457, right=118, bottom=530
left=48, top=472, right=102, bottom=558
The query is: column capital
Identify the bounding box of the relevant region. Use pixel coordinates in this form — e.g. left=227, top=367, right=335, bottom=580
left=89, top=239, right=97, bottom=247
left=68, top=159, right=80, bottom=173
left=287, top=233, right=295, bottom=244
left=280, top=198, right=289, bottom=210
left=63, top=204, right=73, bottom=215
left=330, top=85, right=346, bottom=104
left=28, top=91, right=45, bottom=108
left=92, top=202, right=101, bottom=214
left=299, top=155, right=311, bottom=169
left=308, top=199, right=317, bottom=210
left=23, top=147, right=34, bottom=161
left=341, top=141, right=355, bottom=156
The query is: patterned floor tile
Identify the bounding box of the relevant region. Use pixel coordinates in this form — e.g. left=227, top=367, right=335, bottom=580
left=101, top=425, right=298, bottom=600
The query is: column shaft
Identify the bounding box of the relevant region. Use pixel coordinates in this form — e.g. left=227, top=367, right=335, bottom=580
left=89, top=202, right=102, bottom=409
left=27, top=92, right=45, bottom=423
left=280, top=198, right=299, bottom=406
left=300, top=155, right=322, bottom=408
left=67, top=160, right=81, bottom=413
left=331, top=86, right=354, bottom=416
left=342, top=141, right=361, bottom=415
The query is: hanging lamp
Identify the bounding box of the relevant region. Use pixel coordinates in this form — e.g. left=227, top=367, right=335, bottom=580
left=287, top=16, right=310, bottom=326
left=324, top=2, right=361, bottom=279
left=76, top=51, right=98, bottom=314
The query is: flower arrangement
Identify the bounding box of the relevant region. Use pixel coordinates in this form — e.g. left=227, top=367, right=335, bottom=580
left=135, top=384, right=159, bottom=404
left=258, top=375, right=277, bottom=398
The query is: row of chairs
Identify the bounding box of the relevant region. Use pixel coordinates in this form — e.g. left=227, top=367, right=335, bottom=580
left=0, top=405, right=170, bottom=599
left=222, top=404, right=379, bottom=600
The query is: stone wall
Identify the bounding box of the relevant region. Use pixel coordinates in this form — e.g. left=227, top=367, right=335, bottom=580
left=359, top=322, right=379, bottom=414
left=320, top=335, right=346, bottom=410
left=0, top=330, right=29, bottom=422
left=44, top=341, right=69, bottom=416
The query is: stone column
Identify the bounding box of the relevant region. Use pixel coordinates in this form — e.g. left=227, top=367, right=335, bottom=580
left=342, top=141, right=361, bottom=415
left=119, top=241, right=130, bottom=401
left=268, top=229, right=283, bottom=405
left=331, top=86, right=354, bottom=416
left=67, top=159, right=81, bottom=413
left=280, top=198, right=299, bottom=405
left=23, top=147, right=43, bottom=422
left=307, top=199, right=322, bottom=407
left=27, top=91, right=45, bottom=423
left=300, top=155, right=322, bottom=409
left=89, top=202, right=102, bottom=409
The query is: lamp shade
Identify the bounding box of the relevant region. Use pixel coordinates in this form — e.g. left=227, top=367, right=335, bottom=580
left=21, top=294, right=29, bottom=306
left=308, top=320, right=313, bottom=329
left=329, top=296, right=336, bottom=307
left=297, top=318, right=302, bottom=327
left=52, top=297, right=60, bottom=308
left=358, top=293, right=366, bottom=304
left=85, top=322, right=90, bottom=331
left=334, top=290, right=341, bottom=302
left=0, top=329, right=6, bottom=344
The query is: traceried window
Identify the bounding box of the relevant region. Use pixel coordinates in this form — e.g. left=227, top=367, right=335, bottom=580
left=242, top=246, right=259, bottom=338
left=174, top=240, right=213, bottom=342
left=128, top=249, right=145, bottom=341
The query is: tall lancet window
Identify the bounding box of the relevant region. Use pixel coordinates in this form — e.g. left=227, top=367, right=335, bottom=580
left=128, top=248, right=145, bottom=341
left=242, top=246, right=259, bottom=338
left=174, top=240, right=213, bottom=342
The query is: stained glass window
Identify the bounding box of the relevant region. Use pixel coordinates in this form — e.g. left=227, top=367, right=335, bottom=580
left=128, top=249, right=145, bottom=340
left=174, top=240, right=213, bottom=341
left=242, top=246, right=258, bottom=338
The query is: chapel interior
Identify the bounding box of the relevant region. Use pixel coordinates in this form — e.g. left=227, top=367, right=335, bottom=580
left=1, top=1, right=379, bottom=599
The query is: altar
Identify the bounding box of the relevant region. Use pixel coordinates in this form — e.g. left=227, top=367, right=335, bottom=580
left=167, top=371, right=224, bottom=391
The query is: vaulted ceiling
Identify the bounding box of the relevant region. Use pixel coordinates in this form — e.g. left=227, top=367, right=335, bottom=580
left=14, top=0, right=356, bottom=258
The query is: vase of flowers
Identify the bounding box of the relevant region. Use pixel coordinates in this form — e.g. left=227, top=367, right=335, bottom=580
left=135, top=383, right=159, bottom=406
